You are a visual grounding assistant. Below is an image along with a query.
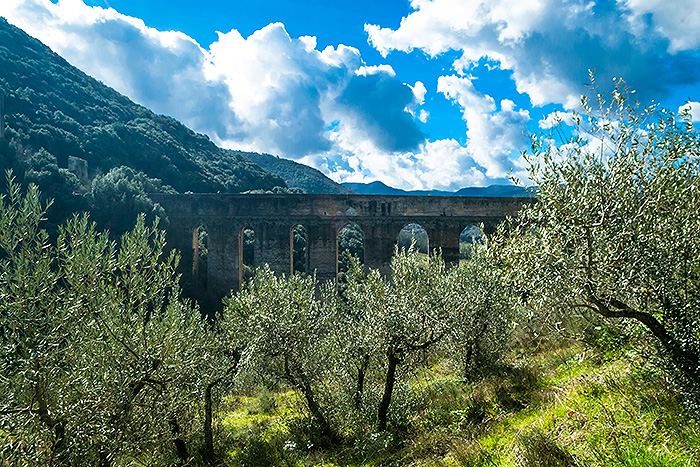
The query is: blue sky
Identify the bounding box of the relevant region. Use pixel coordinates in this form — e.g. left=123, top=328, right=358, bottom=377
left=2, top=0, right=700, bottom=190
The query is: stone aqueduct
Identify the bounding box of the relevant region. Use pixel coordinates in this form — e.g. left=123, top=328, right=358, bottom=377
left=151, top=193, right=531, bottom=300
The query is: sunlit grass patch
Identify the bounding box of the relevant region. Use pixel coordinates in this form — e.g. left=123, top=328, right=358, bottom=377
left=369, top=340, right=700, bottom=467
left=212, top=340, right=700, bottom=467
left=216, top=388, right=340, bottom=466
left=471, top=352, right=700, bottom=467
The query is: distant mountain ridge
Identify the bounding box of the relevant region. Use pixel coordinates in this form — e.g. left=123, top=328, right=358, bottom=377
left=343, top=181, right=534, bottom=197
left=243, top=152, right=352, bottom=194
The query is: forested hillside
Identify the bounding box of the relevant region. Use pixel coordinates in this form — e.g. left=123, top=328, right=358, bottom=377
left=244, top=152, right=353, bottom=194
left=0, top=18, right=286, bottom=231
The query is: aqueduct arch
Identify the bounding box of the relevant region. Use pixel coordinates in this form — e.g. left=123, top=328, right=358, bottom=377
left=151, top=193, right=532, bottom=301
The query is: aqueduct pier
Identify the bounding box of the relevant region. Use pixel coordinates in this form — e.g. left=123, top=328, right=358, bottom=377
left=151, top=193, right=532, bottom=300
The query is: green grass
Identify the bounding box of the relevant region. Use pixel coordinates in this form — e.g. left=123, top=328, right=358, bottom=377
left=214, top=343, right=700, bottom=467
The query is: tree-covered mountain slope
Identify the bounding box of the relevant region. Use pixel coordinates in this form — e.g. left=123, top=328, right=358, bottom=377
left=0, top=17, right=286, bottom=225
left=243, top=152, right=353, bottom=194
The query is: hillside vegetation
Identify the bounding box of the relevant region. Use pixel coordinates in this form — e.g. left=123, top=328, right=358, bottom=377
left=0, top=18, right=287, bottom=232
left=244, top=152, right=353, bottom=195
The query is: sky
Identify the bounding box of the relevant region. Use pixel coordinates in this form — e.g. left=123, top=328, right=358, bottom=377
left=2, top=0, right=700, bottom=190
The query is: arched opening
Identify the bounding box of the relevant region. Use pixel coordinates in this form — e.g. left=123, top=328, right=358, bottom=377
left=337, top=223, right=365, bottom=281
left=397, top=223, right=429, bottom=255
left=192, top=224, right=208, bottom=290
left=290, top=224, right=308, bottom=275
left=459, top=225, right=484, bottom=262
left=239, top=225, right=256, bottom=285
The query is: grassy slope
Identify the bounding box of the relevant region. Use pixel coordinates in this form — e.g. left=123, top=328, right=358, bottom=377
left=217, top=342, right=700, bottom=466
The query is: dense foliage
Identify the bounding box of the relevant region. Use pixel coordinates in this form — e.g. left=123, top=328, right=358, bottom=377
left=224, top=244, right=513, bottom=441
left=338, top=250, right=504, bottom=431
left=225, top=269, right=339, bottom=442
left=0, top=177, right=211, bottom=465
left=497, top=80, right=700, bottom=400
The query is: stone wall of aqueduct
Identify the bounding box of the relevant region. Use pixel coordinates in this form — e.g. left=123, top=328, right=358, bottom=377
left=150, top=193, right=531, bottom=301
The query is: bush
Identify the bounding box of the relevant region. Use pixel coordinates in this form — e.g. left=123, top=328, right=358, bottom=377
left=0, top=176, right=208, bottom=465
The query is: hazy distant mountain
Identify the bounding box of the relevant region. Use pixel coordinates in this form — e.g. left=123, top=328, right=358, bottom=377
left=343, top=181, right=407, bottom=195
left=244, top=152, right=353, bottom=194
left=343, top=181, right=533, bottom=197
left=454, top=185, right=535, bottom=197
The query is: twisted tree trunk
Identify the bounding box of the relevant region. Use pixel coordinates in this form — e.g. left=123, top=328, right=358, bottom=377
left=377, top=352, right=400, bottom=432
left=354, top=353, right=370, bottom=410
left=592, top=295, right=700, bottom=384
left=203, top=359, right=239, bottom=465
left=35, top=380, right=65, bottom=467
left=284, top=356, right=337, bottom=444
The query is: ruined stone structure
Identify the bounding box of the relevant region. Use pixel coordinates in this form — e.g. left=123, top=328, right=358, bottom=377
left=151, top=193, right=531, bottom=300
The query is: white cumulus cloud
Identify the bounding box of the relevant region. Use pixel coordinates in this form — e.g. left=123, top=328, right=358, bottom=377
left=622, top=0, right=700, bottom=53
left=204, top=23, right=363, bottom=156
left=320, top=128, right=492, bottom=191
left=355, top=64, right=396, bottom=77
left=438, top=76, right=529, bottom=180
left=366, top=0, right=700, bottom=109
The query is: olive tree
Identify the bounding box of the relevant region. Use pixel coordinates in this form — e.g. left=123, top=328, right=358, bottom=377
left=0, top=180, right=67, bottom=465
left=327, top=279, right=378, bottom=417
left=341, top=248, right=455, bottom=431
left=224, top=267, right=339, bottom=443
left=0, top=177, right=209, bottom=465
left=60, top=215, right=210, bottom=465
left=444, top=244, right=513, bottom=378
left=497, top=81, right=700, bottom=389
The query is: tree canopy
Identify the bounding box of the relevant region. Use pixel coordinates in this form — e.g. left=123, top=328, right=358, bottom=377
left=497, top=80, right=700, bottom=397
left=0, top=176, right=211, bottom=465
